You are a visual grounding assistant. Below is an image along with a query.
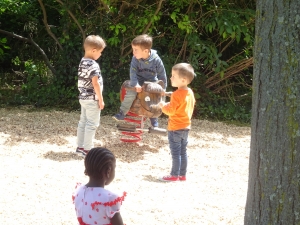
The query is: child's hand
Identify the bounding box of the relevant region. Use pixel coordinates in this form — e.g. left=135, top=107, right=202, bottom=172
left=98, top=100, right=105, bottom=109
left=135, top=85, right=142, bottom=93
left=158, top=101, right=165, bottom=108
left=164, top=92, right=173, bottom=97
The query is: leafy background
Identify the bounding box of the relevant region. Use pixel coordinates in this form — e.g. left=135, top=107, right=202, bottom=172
left=0, top=0, right=255, bottom=123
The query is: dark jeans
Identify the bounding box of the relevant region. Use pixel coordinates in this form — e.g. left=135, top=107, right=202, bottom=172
left=149, top=117, right=158, bottom=127
left=168, top=129, right=189, bottom=176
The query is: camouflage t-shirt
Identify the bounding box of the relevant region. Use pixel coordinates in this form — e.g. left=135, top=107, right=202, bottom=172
left=78, top=58, right=103, bottom=100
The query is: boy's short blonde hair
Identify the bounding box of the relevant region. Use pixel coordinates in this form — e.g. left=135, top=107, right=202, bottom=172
left=172, top=63, right=195, bottom=84
left=131, top=34, right=152, bottom=50
left=84, top=35, right=106, bottom=50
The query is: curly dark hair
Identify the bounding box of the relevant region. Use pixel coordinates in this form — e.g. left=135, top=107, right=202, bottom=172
left=84, top=147, right=115, bottom=179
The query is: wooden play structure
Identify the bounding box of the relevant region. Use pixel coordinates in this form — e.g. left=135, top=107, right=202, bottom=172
left=117, top=80, right=167, bottom=142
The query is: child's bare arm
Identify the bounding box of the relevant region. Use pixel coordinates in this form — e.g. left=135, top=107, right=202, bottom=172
left=164, top=91, right=173, bottom=97
left=92, top=76, right=104, bottom=109
left=111, top=212, right=124, bottom=225
left=157, top=91, right=172, bottom=108
left=158, top=101, right=166, bottom=108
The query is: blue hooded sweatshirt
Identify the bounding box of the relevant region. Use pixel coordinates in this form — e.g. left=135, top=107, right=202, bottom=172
left=129, top=49, right=167, bottom=89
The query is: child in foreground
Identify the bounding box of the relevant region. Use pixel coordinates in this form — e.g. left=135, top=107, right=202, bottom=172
left=158, top=63, right=196, bottom=182
left=72, top=147, right=126, bottom=225
left=76, top=35, right=106, bottom=157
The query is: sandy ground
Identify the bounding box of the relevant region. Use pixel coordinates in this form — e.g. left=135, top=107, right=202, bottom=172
left=0, top=107, right=251, bottom=225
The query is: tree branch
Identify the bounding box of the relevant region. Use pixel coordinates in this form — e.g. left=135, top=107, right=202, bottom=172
left=175, top=34, right=188, bottom=64
left=204, top=57, right=253, bottom=89
left=142, top=0, right=164, bottom=34
left=98, top=0, right=110, bottom=11
left=0, top=29, right=56, bottom=75
left=55, top=0, right=86, bottom=43
left=118, top=1, right=131, bottom=16
left=38, top=0, right=63, bottom=50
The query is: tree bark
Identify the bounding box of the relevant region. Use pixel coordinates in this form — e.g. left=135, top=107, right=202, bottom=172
left=244, top=0, right=300, bottom=224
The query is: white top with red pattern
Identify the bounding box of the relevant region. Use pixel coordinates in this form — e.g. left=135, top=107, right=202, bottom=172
left=72, top=183, right=126, bottom=225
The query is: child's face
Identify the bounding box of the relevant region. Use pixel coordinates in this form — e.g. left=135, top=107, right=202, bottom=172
left=105, top=160, right=116, bottom=185
left=84, top=44, right=104, bottom=60
left=170, top=70, right=187, bottom=88
left=91, top=48, right=104, bottom=60
left=132, top=45, right=150, bottom=59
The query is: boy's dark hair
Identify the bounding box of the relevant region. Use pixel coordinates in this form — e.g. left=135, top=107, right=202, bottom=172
left=84, top=147, right=115, bottom=179
left=131, top=34, right=152, bottom=50
left=84, top=35, right=106, bottom=50
left=172, top=63, right=195, bottom=84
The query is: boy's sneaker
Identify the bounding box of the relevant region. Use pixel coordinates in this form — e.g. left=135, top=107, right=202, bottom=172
left=113, top=110, right=125, bottom=121
left=179, top=176, right=186, bottom=181
left=81, top=149, right=89, bottom=156
left=159, top=175, right=179, bottom=182
left=76, top=147, right=89, bottom=157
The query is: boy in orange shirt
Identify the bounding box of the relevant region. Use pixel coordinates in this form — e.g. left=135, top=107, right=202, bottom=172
left=158, top=63, right=196, bottom=182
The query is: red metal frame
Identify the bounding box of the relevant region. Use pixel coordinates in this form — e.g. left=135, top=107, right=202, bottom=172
left=120, top=112, right=146, bottom=142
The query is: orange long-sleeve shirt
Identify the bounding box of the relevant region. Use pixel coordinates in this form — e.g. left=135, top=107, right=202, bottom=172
left=162, top=88, right=195, bottom=131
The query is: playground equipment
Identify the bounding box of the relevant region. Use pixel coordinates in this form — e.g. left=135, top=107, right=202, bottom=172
left=117, top=80, right=167, bottom=142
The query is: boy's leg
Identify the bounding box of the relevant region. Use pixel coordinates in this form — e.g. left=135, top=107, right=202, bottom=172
left=113, top=90, right=137, bottom=120
left=159, top=130, right=183, bottom=181
left=179, top=129, right=189, bottom=176
left=82, top=100, right=101, bottom=150
left=77, top=100, right=86, bottom=149
left=168, top=130, right=183, bottom=176
left=120, top=90, right=137, bottom=114
left=149, top=117, right=158, bottom=127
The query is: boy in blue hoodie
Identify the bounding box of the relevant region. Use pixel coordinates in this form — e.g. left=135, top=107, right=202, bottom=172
left=113, top=34, right=167, bottom=127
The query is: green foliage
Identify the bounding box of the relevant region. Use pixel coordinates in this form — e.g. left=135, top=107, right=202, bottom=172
left=6, top=57, right=78, bottom=108
left=197, top=94, right=251, bottom=123
left=203, top=7, right=254, bottom=44
left=0, top=0, right=255, bottom=121
left=0, top=0, right=29, bottom=14
left=0, top=38, right=10, bottom=59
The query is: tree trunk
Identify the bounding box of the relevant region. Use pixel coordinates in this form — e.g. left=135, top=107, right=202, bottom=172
left=244, top=0, right=300, bottom=224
